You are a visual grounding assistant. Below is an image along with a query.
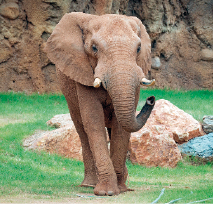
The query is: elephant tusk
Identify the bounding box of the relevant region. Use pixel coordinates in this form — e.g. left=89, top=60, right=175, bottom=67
left=93, top=78, right=102, bottom=88
left=140, top=78, right=155, bottom=87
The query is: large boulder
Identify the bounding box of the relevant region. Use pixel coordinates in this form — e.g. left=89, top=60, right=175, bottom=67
left=178, top=133, right=213, bottom=162
left=129, top=129, right=182, bottom=168
left=23, top=115, right=83, bottom=161
left=140, top=99, right=204, bottom=144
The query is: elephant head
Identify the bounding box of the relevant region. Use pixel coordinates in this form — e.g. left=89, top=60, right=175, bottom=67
left=45, top=12, right=155, bottom=132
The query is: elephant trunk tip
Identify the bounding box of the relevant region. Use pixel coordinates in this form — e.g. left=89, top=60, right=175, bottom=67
left=146, top=96, right=155, bottom=106
left=129, top=95, right=155, bottom=133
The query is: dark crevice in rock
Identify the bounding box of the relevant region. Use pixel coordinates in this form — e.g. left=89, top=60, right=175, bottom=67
left=45, top=16, right=59, bottom=25
left=152, top=40, right=157, bottom=49
left=179, top=0, right=189, bottom=18
left=192, top=26, right=212, bottom=49
left=41, top=62, right=55, bottom=69
left=44, top=2, right=61, bottom=10
left=41, top=31, right=51, bottom=41
left=162, top=1, right=168, bottom=27
left=43, top=1, right=62, bottom=25
left=24, top=10, right=34, bottom=29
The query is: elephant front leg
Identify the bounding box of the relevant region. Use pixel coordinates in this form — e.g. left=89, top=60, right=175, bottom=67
left=60, top=76, right=98, bottom=187
left=76, top=83, right=120, bottom=196
left=110, top=114, right=131, bottom=192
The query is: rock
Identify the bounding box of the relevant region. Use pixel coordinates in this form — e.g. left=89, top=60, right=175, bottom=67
left=201, top=49, right=213, bottom=61
left=178, top=133, right=213, bottom=161
left=130, top=129, right=182, bottom=168
left=46, top=113, right=73, bottom=128
left=0, top=3, right=19, bottom=20
left=0, top=39, right=12, bottom=63
left=24, top=118, right=83, bottom=161
left=143, top=99, right=204, bottom=144
left=151, top=57, right=161, bottom=70
left=202, top=116, right=213, bottom=134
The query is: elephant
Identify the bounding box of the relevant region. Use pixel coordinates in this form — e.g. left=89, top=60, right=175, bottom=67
left=44, top=12, right=155, bottom=196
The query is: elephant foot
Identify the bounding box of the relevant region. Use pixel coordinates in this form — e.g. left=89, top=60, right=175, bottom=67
left=116, top=166, right=128, bottom=193
left=118, top=183, right=128, bottom=192
left=81, top=179, right=98, bottom=188
left=80, top=173, right=98, bottom=188
left=94, top=180, right=120, bottom=196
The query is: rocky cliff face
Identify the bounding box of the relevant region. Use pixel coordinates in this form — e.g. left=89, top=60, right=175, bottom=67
left=126, top=0, right=213, bottom=89
left=0, top=0, right=212, bottom=93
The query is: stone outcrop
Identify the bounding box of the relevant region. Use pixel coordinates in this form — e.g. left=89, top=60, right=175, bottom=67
left=202, top=116, right=213, bottom=134
left=178, top=133, right=213, bottom=162
left=0, top=0, right=213, bottom=93
left=0, top=0, right=71, bottom=93
left=127, top=0, right=213, bottom=89
left=24, top=99, right=205, bottom=168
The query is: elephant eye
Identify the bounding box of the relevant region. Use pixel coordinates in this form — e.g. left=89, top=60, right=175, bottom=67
left=92, top=44, right=98, bottom=53
left=137, top=45, right=141, bottom=54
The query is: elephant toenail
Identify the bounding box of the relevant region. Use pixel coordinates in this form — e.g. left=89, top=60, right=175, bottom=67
left=98, top=191, right=106, bottom=196
left=107, top=191, right=114, bottom=196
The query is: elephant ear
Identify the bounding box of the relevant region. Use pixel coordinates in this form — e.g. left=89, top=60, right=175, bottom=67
left=44, top=12, right=95, bottom=86
left=134, top=18, right=151, bottom=76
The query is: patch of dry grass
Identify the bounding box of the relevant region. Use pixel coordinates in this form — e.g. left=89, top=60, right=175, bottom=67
left=0, top=114, right=36, bottom=127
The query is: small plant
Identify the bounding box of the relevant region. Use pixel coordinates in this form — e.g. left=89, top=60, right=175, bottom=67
left=181, top=155, right=213, bottom=166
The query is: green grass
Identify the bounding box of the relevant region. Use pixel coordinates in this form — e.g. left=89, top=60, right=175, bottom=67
left=0, top=90, right=213, bottom=203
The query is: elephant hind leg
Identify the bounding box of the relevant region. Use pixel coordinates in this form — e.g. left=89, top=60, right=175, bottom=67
left=79, top=133, right=98, bottom=187
left=68, top=98, right=98, bottom=187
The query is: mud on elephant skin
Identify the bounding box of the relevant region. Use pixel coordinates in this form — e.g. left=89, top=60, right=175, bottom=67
left=44, top=12, right=155, bottom=196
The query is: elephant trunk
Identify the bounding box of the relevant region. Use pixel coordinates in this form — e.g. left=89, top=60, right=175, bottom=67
left=106, top=72, right=155, bottom=133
